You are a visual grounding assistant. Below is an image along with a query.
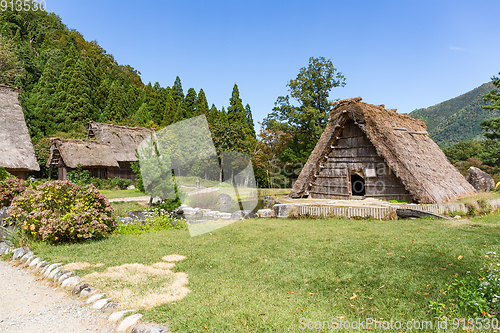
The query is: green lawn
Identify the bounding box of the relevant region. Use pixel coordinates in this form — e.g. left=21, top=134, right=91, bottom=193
left=30, top=216, right=500, bottom=332
left=100, top=188, right=147, bottom=199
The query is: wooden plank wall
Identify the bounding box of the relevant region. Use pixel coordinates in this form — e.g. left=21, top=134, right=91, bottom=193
left=309, top=120, right=413, bottom=201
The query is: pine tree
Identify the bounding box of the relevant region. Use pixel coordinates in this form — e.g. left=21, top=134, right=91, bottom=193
left=196, top=88, right=209, bottom=117
left=227, top=84, right=247, bottom=126
left=29, top=52, right=63, bottom=138
left=219, top=106, right=229, bottom=125
left=245, top=103, right=256, bottom=138
left=104, top=81, right=126, bottom=122
left=184, top=87, right=197, bottom=119
left=207, top=104, right=219, bottom=125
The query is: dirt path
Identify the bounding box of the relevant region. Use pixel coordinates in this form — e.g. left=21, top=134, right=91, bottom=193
left=0, top=260, right=115, bottom=333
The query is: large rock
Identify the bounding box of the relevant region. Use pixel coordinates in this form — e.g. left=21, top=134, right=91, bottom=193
left=257, top=209, right=274, bottom=218
left=231, top=210, right=257, bottom=220
left=219, top=194, right=232, bottom=212
left=272, top=204, right=296, bottom=218
left=126, top=211, right=145, bottom=221
left=466, top=167, right=495, bottom=191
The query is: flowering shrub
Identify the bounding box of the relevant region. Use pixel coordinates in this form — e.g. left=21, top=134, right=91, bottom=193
left=7, top=180, right=116, bottom=243
left=0, top=177, right=27, bottom=207
left=115, top=208, right=186, bottom=235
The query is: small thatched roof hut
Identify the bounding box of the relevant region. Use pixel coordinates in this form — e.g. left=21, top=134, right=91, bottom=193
left=289, top=97, right=476, bottom=204
left=46, top=138, right=119, bottom=169
left=87, top=121, right=155, bottom=163
left=0, top=85, right=39, bottom=178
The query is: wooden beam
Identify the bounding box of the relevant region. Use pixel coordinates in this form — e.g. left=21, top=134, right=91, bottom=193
left=396, top=208, right=451, bottom=220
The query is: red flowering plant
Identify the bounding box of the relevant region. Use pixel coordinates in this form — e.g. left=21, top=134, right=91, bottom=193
left=0, top=177, right=27, bottom=208
left=7, top=180, right=116, bottom=244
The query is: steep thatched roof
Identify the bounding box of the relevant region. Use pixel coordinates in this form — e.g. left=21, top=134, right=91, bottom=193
left=88, top=121, right=155, bottom=162
left=0, top=85, right=39, bottom=171
left=46, top=138, right=119, bottom=169
left=289, top=97, right=476, bottom=204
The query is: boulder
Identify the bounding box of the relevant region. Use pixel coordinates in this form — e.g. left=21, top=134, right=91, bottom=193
left=72, top=282, right=90, bottom=296
left=132, top=325, right=149, bottom=333
left=92, top=299, right=109, bottom=309
left=102, top=302, right=119, bottom=313
left=115, top=313, right=143, bottom=333
left=0, top=242, right=10, bottom=255
left=231, top=210, right=257, bottom=220
left=126, top=211, right=145, bottom=221
left=127, top=184, right=136, bottom=190
left=80, top=287, right=97, bottom=298
left=273, top=204, right=295, bottom=218
left=257, top=209, right=274, bottom=218
left=219, top=194, right=231, bottom=212
left=466, top=167, right=495, bottom=191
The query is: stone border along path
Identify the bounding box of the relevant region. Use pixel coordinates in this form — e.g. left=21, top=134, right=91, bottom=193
left=0, top=243, right=171, bottom=333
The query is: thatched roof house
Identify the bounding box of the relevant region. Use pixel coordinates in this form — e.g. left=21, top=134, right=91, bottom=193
left=46, top=122, right=155, bottom=181
left=0, top=85, right=39, bottom=178
left=289, top=97, right=476, bottom=204
left=46, top=138, right=119, bottom=180
left=87, top=121, right=154, bottom=163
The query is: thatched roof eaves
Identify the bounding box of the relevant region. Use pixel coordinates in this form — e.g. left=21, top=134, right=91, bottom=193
left=88, top=121, right=155, bottom=162
left=0, top=85, right=40, bottom=171
left=47, top=138, right=119, bottom=169
left=290, top=97, right=476, bottom=204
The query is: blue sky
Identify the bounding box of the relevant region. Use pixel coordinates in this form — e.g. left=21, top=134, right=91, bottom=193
left=45, top=0, right=500, bottom=129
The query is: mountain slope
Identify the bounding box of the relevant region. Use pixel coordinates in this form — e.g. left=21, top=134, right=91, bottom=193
left=409, top=82, right=497, bottom=147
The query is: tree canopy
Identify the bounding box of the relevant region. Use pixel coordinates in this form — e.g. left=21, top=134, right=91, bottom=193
left=263, top=56, right=345, bottom=165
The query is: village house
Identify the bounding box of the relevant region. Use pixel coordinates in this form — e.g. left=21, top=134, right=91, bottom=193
left=46, top=122, right=155, bottom=180
left=0, top=85, right=40, bottom=179
left=289, top=97, right=476, bottom=204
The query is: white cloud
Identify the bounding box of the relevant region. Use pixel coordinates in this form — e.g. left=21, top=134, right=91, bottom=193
left=449, top=46, right=465, bottom=51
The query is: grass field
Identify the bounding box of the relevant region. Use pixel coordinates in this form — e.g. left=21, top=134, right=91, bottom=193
left=100, top=188, right=146, bottom=199
left=29, top=214, right=500, bottom=332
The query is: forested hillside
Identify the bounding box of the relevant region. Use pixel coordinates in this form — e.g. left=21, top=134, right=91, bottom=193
left=0, top=5, right=256, bottom=178
left=409, top=82, right=497, bottom=147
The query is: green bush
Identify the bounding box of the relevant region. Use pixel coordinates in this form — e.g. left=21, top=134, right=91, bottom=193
left=67, top=164, right=91, bottom=186
left=89, top=177, right=132, bottom=190
left=109, top=177, right=133, bottom=190
left=155, top=198, right=182, bottom=212
left=115, top=208, right=186, bottom=235
left=0, top=177, right=27, bottom=208
left=0, top=167, right=13, bottom=182
left=7, top=180, right=116, bottom=244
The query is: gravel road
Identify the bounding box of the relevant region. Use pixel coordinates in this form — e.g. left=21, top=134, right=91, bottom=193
left=0, top=260, right=116, bottom=333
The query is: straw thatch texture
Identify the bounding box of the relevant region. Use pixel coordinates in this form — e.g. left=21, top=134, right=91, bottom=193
left=0, top=85, right=39, bottom=171
left=289, top=97, right=476, bottom=204
left=46, top=138, right=119, bottom=169
left=88, top=121, right=154, bottom=162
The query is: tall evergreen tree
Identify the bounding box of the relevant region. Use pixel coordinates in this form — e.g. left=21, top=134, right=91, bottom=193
left=196, top=88, right=209, bottom=117
left=207, top=104, right=219, bottom=125
left=219, top=106, right=229, bottom=125
left=183, top=87, right=197, bottom=119
left=245, top=103, right=256, bottom=138
left=104, top=81, right=126, bottom=122
left=227, top=84, right=246, bottom=126
left=29, top=52, right=63, bottom=138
